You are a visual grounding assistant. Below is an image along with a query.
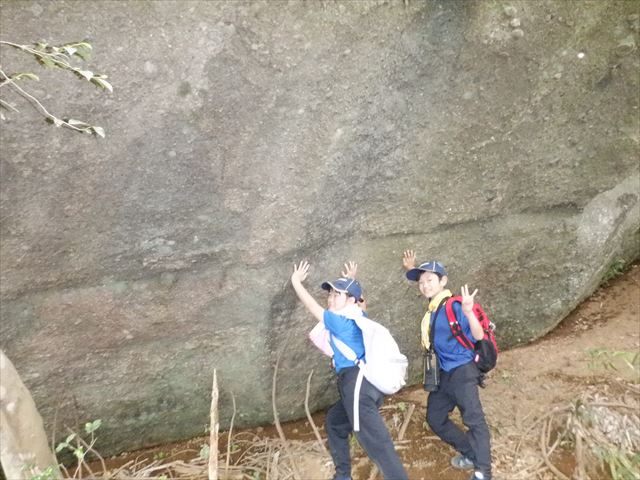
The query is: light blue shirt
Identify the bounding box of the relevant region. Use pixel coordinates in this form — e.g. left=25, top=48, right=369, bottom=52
left=323, top=310, right=365, bottom=373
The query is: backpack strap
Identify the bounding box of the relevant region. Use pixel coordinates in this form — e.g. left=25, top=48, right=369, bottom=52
left=428, top=296, right=449, bottom=354
left=330, top=334, right=366, bottom=433
left=330, top=334, right=364, bottom=366
left=445, top=296, right=475, bottom=350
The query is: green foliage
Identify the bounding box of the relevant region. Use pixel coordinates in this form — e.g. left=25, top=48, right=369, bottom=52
left=348, top=433, right=362, bottom=456
left=199, top=444, right=210, bottom=460
left=587, top=348, right=640, bottom=372
left=55, top=419, right=102, bottom=464
left=55, top=433, right=77, bottom=453
left=153, top=451, right=167, bottom=461
left=0, top=39, right=111, bottom=136
left=25, top=465, right=58, bottom=480
left=84, top=419, right=102, bottom=434
left=596, top=447, right=640, bottom=480
left=602, top=259, right=627, bottom=283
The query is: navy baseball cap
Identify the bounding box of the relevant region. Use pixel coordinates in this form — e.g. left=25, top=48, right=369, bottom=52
left=321, top=277, right=363, bottom=301
left=406, top=261, right=447, bottom=281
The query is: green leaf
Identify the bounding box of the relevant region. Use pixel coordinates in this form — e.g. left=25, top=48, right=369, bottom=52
left=74, top=47, right=91, bottom=61
left=38, top=56, right=55, bottom=68
left=91, top=77, right=113, bottom=93
left=66, top=118, right=90, bottom=127
left=85, top=418, right=102, bottom=433
left=71, top=42, right=93, bottom=59
left=63, top=46, right=77, bottom=56
left=51, top=117, right=63, bottom=127
left=73, top=446, right=85, bottom=460
left=77, top=70, right=94, bottom=81
left=199, top=444, right=210, bottom=460
left=55, top=442, right=68, bottom=453
left=92, top=126, right=105, bottom=138
left=12, top=72, right=39, bottom=81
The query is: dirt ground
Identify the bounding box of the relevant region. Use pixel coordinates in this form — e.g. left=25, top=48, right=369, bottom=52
left=94, top=263, right=640, bottom=480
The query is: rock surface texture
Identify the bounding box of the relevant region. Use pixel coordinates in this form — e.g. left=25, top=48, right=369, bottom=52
left=1, top=0, right=638, bottom=454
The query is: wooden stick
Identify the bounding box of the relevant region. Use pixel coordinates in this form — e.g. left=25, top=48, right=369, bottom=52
left=304, top=370, right=328, bottom=454
left=539, top=417, right=569, bottom=480
left=225, top=391, right=237, bottom=478
left=398, top=403, right=415, bottom=441
left=209, top=369, right=219, bottom=480
left=575, top=430, right=585, bottom=480
left=272, top=351, right=302, bottom=480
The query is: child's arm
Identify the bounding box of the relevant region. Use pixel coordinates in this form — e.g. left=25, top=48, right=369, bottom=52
left=461, top=284, right=485, bottom=341
left=290, top=260, right=324, bottom=322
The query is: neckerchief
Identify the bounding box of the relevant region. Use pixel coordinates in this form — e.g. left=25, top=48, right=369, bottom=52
left=420, top=289, right=452, bottom=349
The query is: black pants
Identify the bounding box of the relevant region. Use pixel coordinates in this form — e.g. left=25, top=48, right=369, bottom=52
left=426, top=362, right=492, bottom=479
left=325, top=367, right=408, bottom=480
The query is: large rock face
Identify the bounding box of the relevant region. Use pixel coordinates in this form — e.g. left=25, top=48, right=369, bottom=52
left=1, top=0, right=638, bottom=454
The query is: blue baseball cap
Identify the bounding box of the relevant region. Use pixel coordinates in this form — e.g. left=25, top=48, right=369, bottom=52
left=321, top=277, right=363, bottom=301
left=406, top=261, right=447, bottom=281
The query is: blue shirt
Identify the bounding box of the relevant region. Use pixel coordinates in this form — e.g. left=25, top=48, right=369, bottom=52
left=431, top=301, right=475, bottom=372
left=324, top=310, right=365, bottom=373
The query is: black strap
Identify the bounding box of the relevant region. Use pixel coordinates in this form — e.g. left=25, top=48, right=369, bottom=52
left=428, top=296, right=449, bottom=354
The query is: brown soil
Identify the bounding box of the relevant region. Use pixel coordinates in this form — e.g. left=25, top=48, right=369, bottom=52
left=92, top=263, right=640, bottom=480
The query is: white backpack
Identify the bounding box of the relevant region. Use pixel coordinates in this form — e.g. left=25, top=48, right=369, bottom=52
left=308, top=308, right=408, bottom=431
left=332, top=315, right=408, bottom=396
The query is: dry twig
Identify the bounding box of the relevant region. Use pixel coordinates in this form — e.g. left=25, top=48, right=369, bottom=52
left=304, top=370, right=328, bottom=454
left=209, top=370, right=219, bottom=480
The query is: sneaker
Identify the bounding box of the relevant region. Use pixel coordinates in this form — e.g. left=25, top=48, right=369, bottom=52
left=451, top=455, right=475, bottom=470
left=469, top=471, right=489, bottom=480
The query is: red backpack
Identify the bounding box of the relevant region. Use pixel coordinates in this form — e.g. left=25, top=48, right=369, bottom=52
left=444, top=296, right=498, bottom=373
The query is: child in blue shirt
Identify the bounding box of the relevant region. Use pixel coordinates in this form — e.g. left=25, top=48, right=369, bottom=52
left=291, top=260, right=408, bottom=480
left=403, top=251, right=492, bottom=480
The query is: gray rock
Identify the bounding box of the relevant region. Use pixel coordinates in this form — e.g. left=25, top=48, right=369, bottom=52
left=0, top=0, right=638, bottom=456
left=503, top=5, right=517, bottom=18
left=616, top=34, right=636, bottom=56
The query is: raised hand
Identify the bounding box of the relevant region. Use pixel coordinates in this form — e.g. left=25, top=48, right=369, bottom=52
left=291, top=260, right=311, bottom=284
left=461, top=284, right=478, bottom=315
left=402, top=250, right=417, bottom=270
left=341, top=261, right=358, bottom=278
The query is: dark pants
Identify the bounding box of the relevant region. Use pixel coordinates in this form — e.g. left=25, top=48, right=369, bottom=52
left=325, top=367, right=408, bottom=480
left=426, top=362, right=492, bottom=479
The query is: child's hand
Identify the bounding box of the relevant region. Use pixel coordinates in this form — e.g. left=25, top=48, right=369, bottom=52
left=461, top=284, right=478, bottom=315
left=291, top=260, right=311, bottom=284
left=402, top=250, right=417, bottom=270
left=341, top=261, right=358, bottom=278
